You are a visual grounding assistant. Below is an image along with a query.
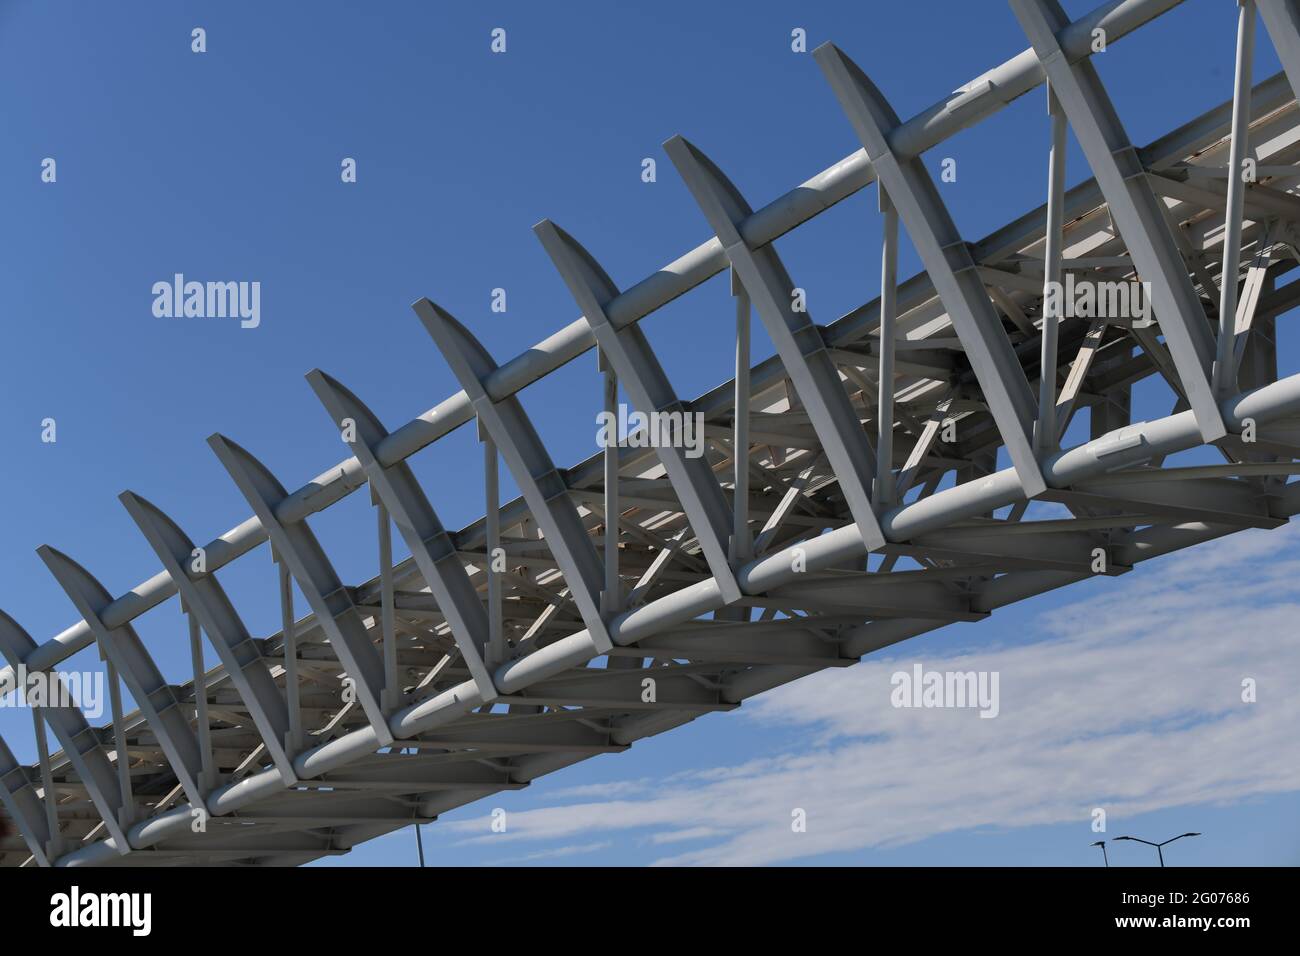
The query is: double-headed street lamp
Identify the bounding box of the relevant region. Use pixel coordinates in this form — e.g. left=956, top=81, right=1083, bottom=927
left=1114, top=832, right=1201, bottom=866
left=1090, top=840, right=1109, bottom=866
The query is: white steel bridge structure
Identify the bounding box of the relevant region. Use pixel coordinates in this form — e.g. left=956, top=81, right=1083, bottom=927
left=4, top=0, right=1300, bottom=866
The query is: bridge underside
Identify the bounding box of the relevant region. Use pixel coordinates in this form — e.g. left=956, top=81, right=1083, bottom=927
left=5, top=0, right=1300, bottom=866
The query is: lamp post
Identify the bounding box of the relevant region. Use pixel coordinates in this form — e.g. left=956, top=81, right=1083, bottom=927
left=1090, top=840, right=1109, bottom=867
left=1114, top=832, right=1201, bottom=866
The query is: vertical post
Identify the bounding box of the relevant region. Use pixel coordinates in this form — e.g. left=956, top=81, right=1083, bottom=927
left=483, top=433, right=504, bottom=665
left=377, top=500, right=398, bottom=710
left=31, top=709, right=60, bottom=859
left=732, top=267, right=752, bottom=561
left=105, top=660, right=134, bottom=827
left=278, top=557, right=303, bottom=752
left=1090, top=345, right=1134, bottom=440
left=1037, top=80, right=1067, bottom=455
left=1239, top=276, right=1277, bottom=391
left=876, top=186, right=898, bottom=505
left=1215, top=0, right=1257, bottom=397
left=601, top=351, right=621, bottom=612
left=188, top=610, right=215, bottom=789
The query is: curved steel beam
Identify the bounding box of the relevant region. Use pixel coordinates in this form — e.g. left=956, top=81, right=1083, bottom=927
left=1259, top=0, right=1300, bottom=103
left=207, top=435, right=393, bottom=746
left=0, top=731, right=54, bottom=866
left=0, top=611, right=130, bottom=851
left=37, top=545, right=208, bottom=812
left=413, top=298, right=614, bottom=654
left=814, top=43, right=1047, bottom=498
left=534, top=220, right=742, bottom=603
left=305, top=369, right=498, bottom=701
left=663, top=135, right=888, bottom=549
left=1008, top=0, right=1225, bottom=442
left=119, top=492, right=298, bottom=784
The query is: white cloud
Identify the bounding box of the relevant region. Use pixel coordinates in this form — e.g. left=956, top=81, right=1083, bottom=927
left=542, top=779, right=656, bottom=800
left=442, top=524, right=1300, bottom=865
left=488, top=841, right=612, bottom=865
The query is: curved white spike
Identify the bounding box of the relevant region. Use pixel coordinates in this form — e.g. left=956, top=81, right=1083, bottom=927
left=534, top=219, right=742, bottom=604
left=38, top=545, right=208, bottom=812
left=664, top=134, right=892, bottom=545
left=0, top=611, right=131, bottom=850
left=207, top=434, right=393, bottom=746
left=120, top=492, right=298, bottom=784
left=1006, top=0, right=1225, bottom=442
left=0, top=731, right=54, bottom=866
left=413, top=298, right=614, bottom=654
left=306, top=369, right=499, bottom=701
left=814, top=43, right=1048, bottom=497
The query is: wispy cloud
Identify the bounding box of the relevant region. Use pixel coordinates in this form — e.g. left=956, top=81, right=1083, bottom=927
left=487, top=841, right=612, bottom=865
left=443, top=524, right=1300, bottom=865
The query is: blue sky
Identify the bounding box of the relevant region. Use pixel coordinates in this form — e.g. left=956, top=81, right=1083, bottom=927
left=2, top=0, right=1297, bottom=866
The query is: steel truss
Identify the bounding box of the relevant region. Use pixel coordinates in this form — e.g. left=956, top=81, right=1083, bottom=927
left=5, top=0, right=1300, bottom=866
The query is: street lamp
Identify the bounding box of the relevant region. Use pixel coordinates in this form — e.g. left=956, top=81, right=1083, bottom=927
left=1090, top=840, right=1109, bottom=866
left=1113, top=832, right=1201, bottom=866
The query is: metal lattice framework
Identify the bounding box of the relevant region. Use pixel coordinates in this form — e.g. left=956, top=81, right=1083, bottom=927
left=5, top=0, right=1300, bottom=866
